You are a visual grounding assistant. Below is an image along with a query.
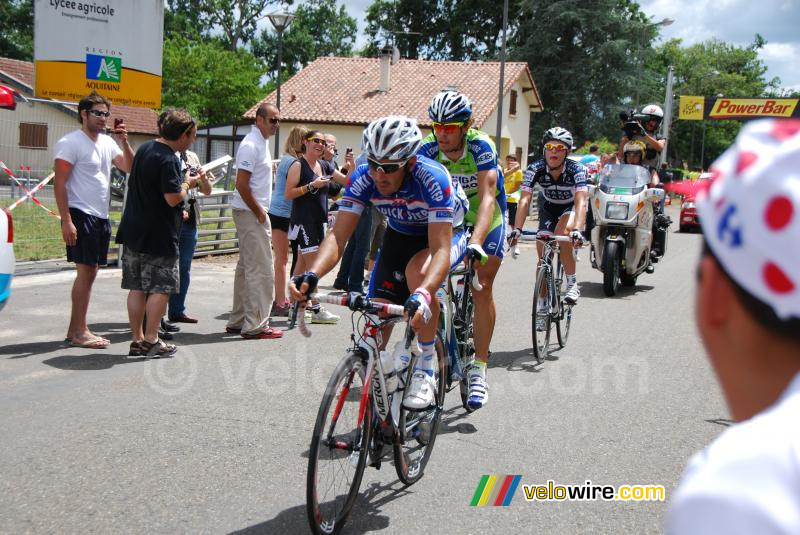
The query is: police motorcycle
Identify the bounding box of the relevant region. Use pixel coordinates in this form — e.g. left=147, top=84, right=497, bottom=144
left=587, top=164, right=664, bottom=296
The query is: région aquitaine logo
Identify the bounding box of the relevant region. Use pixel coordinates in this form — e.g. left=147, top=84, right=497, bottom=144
left=86, top=54, right=121, bottom=83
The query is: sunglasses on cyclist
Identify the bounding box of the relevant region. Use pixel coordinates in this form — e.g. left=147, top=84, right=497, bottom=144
left=367, top=158, right=407, bottom=174
left=432, top=121, right=465, bottom=135
left=307, top=137, right=327, bottom=146
left=544, top=142, right=568, bottom=152
left=88, top=109, right=111, bottom=118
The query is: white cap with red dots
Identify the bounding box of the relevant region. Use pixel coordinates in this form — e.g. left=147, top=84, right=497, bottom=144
left=697, top=119, right=800, bottom=320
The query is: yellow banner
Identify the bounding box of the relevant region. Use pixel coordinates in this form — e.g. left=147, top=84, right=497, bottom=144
left=679, top=96, right=705, bottom=121
left=35, top=61, right=161, bottom=109
left=709, top=98, right=797, bottom=119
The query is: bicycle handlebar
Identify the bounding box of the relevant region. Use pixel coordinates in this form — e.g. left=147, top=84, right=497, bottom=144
left=290, top=292, right=406, bottom=338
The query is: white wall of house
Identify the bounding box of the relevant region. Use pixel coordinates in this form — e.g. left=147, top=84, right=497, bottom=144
left=482, top=80, right=535, bottom=167
left=0, top=101, right=151, bottom=179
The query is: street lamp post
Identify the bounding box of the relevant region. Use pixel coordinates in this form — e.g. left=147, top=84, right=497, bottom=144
left=267, top=10, right=294, bottom=159
left=634, top=17, right=673, bottom=110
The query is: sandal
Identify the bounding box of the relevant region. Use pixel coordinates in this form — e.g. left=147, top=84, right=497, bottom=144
left=128, top=341, right=143, bottom=357
left=140, top=338, right=177, bottom=358
left=68, top=337, right=110, bottom=349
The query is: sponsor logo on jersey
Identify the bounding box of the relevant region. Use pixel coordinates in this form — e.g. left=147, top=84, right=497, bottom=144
left=475, top=151, right=494, bottom=166
left=433, top=209, right=452, bottom=220
left=348, top=175, right=369, bottom=197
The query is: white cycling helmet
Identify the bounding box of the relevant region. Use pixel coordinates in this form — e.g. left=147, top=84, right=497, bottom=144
left=542, top=127, right=574, bottom=154
left=640, top=104, right=664, bottom=123
left=362, top=115, right=422, bottom=162
left=428, top=90, right=473, bottom=123
left=697, top=118, right=800, bottom=320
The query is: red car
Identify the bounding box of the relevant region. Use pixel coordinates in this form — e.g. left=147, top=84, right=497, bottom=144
left=679, top=173, right=712, bottom=232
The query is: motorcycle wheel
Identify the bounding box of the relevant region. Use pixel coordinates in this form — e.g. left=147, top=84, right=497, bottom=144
left=621, top=273, right=637, bottom=287
left=602, top=241, right=621, bottom=296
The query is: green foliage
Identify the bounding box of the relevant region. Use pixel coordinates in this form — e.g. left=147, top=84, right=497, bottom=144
left=252, top=0, right=357, bottom=78
left=0, top=0, right=33, bottom=60
left=362, top=0, right=505, bottom=61
left=161, top=37, right=266, bottom=126
left=648, top=35, right=779, bottom=168
left=510, top=0, right=652, bottom=146
left=573, top=137, right=617, bottom=155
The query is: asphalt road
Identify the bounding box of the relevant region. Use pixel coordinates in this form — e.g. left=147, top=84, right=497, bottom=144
left=0, top=215, right=728, bottom=534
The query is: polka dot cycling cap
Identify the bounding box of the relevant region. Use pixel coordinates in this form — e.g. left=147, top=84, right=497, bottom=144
left=697, top=119, right=800, bottom=320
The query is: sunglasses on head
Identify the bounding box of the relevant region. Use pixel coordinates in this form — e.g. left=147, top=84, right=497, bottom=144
left=544, top=142, right=568, bottom=152
left=367, top=158, right=407, bottom=174
left=432, top=121, right=464, bottom=135
left=268, top=117, right=280, bottom=124
left=307, top=137, right=327, bottom=146
left=88, top=109, right=110, bottom=118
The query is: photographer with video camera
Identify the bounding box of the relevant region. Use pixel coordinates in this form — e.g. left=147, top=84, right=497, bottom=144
left=617, top=104, right=666, bottom=178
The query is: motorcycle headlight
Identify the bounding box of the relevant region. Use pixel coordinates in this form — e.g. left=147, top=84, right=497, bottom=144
left=682, top=202, right=695, bottom=209
left=606, top=202, right=629, bottom=220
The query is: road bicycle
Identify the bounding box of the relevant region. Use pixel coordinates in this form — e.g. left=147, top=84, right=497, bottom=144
left=292, top=293, right=446, bottom=535
left=531, top=234, right=577, bottom=363
left=446, top=259, right=481, bottom=412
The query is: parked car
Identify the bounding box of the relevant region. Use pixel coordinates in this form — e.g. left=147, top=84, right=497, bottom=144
left=0, top=208, right=14, bottom=311
left=679, top=172, right=713, bottom=232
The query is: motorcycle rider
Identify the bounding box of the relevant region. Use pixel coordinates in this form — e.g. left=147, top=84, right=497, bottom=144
left=622, top=140, right=669, bottom=262
left=618, top=104, right=666, bottom=175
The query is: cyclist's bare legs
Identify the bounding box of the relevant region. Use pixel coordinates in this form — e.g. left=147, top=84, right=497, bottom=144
left=473, top=255, right=501, bottom=364
left=555, top=213, right=576, bottom=275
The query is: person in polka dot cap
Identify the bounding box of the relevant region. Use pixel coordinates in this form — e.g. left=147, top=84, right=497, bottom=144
left=666, top=118, right=800, bottom=534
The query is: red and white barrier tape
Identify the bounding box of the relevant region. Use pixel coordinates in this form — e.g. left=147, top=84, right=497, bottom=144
left=1, top=161, right=59, bottom=219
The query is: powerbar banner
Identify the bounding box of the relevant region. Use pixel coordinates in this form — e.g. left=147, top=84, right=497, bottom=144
left=679, top=96, right=800, bottom=121
left=34, top=0, right=164, bottom=108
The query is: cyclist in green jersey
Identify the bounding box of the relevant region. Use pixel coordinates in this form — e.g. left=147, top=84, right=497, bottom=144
left=417, top=90, right=508, bottom=410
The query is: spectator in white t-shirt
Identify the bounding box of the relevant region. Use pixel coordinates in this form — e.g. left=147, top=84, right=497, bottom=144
left=225, top=103, right=283, bottom=339
left=53, top=91, right=133, bottom=349
left=666, top=119, right=800, bottom=534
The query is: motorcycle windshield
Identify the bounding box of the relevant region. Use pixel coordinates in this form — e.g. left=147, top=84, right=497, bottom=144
left=598, top=164, right=650, bottom=195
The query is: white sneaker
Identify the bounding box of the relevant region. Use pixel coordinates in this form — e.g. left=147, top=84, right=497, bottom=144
left=564, top=283, right=580, bottom=304
left=403, top=370, right=436, bottom=409
left=311, top=306, right=340, bottom=324
left=467, top=369, right=488, bottom=409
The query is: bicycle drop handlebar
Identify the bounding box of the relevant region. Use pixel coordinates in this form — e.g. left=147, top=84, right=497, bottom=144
left=289, top=292, right=406, bottom=338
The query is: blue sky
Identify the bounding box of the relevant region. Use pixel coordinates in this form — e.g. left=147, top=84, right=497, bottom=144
left=338, top=0, right=799, bottom=92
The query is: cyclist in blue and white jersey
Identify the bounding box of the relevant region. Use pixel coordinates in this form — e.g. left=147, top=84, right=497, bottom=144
left=291, top=116, right=468, bottom=410
left=509, top=127, right=587, bottom=321
left=417, top=90, right=507, bottom=410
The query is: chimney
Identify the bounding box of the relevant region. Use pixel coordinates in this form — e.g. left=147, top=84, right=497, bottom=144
left=379, top=45, right=392, bottom=93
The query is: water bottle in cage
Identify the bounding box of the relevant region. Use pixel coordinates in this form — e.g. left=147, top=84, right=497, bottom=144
left=391, top=340, right=412, bottom=390
left=379, top=349, right=399, bottom=393
left=454, top=277, right=465, bottom=303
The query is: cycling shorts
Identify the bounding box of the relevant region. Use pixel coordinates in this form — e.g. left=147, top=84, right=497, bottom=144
left=538, top=201, right=574, bottom=236
left=368, top=227, right=467, bottom=305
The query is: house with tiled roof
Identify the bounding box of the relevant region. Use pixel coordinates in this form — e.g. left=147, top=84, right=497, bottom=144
left=0, top=57, right=159, bottom=178
left=197, top=55, right=542, bottom=167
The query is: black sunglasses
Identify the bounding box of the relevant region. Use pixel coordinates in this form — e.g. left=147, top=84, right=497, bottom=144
left=268, top=117, right=280, bottom=124
left=367, top=158, right=407, bottom=174
left=88, top=109, right=110, bottom=118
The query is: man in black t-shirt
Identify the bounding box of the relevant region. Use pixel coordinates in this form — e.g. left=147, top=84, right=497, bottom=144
left=115, top=109, right=204, bottom=357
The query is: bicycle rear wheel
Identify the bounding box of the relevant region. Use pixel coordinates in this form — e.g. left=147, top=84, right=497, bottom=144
left=394, top=335, right=447, bottom=485
left=532, top=267, right=551, bottom=364
left=307, top=351, right=372, bottom=535
left=454, top=276, right=475, bottom=411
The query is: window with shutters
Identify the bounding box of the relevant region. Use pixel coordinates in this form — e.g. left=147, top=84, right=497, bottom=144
left=509, top=90, right=518, bottom=116
left=19, top=122, right=48, bottom=149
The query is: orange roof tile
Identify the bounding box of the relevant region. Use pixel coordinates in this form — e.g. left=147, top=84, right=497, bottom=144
left=244, top=57, right=542, bottom=127
left=0, top=56, right=159, bottom=135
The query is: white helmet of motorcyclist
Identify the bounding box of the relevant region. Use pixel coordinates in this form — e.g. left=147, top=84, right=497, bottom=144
left=623, top=140, right=647, bottom=163
left=640, top=104, right=664, bottom=125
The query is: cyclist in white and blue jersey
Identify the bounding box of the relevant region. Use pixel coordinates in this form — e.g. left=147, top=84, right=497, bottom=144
left=509, top=127, right=587, bottom=318
left=291, top=116, right=468, bottom=410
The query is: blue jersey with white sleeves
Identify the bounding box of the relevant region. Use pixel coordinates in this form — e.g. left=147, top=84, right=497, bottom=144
left=521, top=158, right=588, bottom=205
left=338, top=154, right=467, bottom=236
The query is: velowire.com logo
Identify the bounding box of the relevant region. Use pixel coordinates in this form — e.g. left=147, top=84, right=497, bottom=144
left=470, top=475, right=522, bottom=507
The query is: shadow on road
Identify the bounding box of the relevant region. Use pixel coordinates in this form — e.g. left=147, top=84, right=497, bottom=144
left=3, top=322, right=131, bottom=359
left=43, top=353, right=146, bottom=370
left=577, top=280, right=655, bottom=300
left=231, top=479, right=411, bottom=534
left=488, top=349, right=544, bottom=372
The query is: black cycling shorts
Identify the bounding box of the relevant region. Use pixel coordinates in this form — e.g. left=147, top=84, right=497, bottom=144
left=367, top=228, right=429, bottom=305
left=538, top=201, right=574, bottom=235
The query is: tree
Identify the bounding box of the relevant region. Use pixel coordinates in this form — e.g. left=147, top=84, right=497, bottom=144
left=252, top=0, right=357, bottom=78
left=162, top=37, right=266, bottom=125
left=0, top=0, right=33, bottom=60
left=164, top=0, right=214, bottom=42
left=510, top=0, right=654, bottom=146
left=648, top=35, right=780, bottom=167
left=199, top=0, right=289, bottom=51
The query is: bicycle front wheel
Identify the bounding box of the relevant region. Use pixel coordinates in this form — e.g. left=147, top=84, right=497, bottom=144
left=394, top=335, right=447, bottom=485
left=455, top=277, right=475, bottom=411
left=532, top=267, right=551, bottom=364
left=307, top=351, right=372, bottom=535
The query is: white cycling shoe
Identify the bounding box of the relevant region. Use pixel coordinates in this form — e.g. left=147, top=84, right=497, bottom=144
left=564, top=284, right=580, bottom=305
left=467, top=371, right=488, bottom=409
left=403, top=370, right=436, bottom=410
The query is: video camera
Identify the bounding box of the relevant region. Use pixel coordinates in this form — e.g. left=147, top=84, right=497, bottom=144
left=619, top=109, right=647, bottom=139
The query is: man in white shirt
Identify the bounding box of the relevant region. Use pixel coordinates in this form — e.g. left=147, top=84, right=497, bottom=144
left=666, top=119, right=800, bottom=534
left=53, top=91, right=133, bottom=349
left=225, top=103, right=283, bottom=339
